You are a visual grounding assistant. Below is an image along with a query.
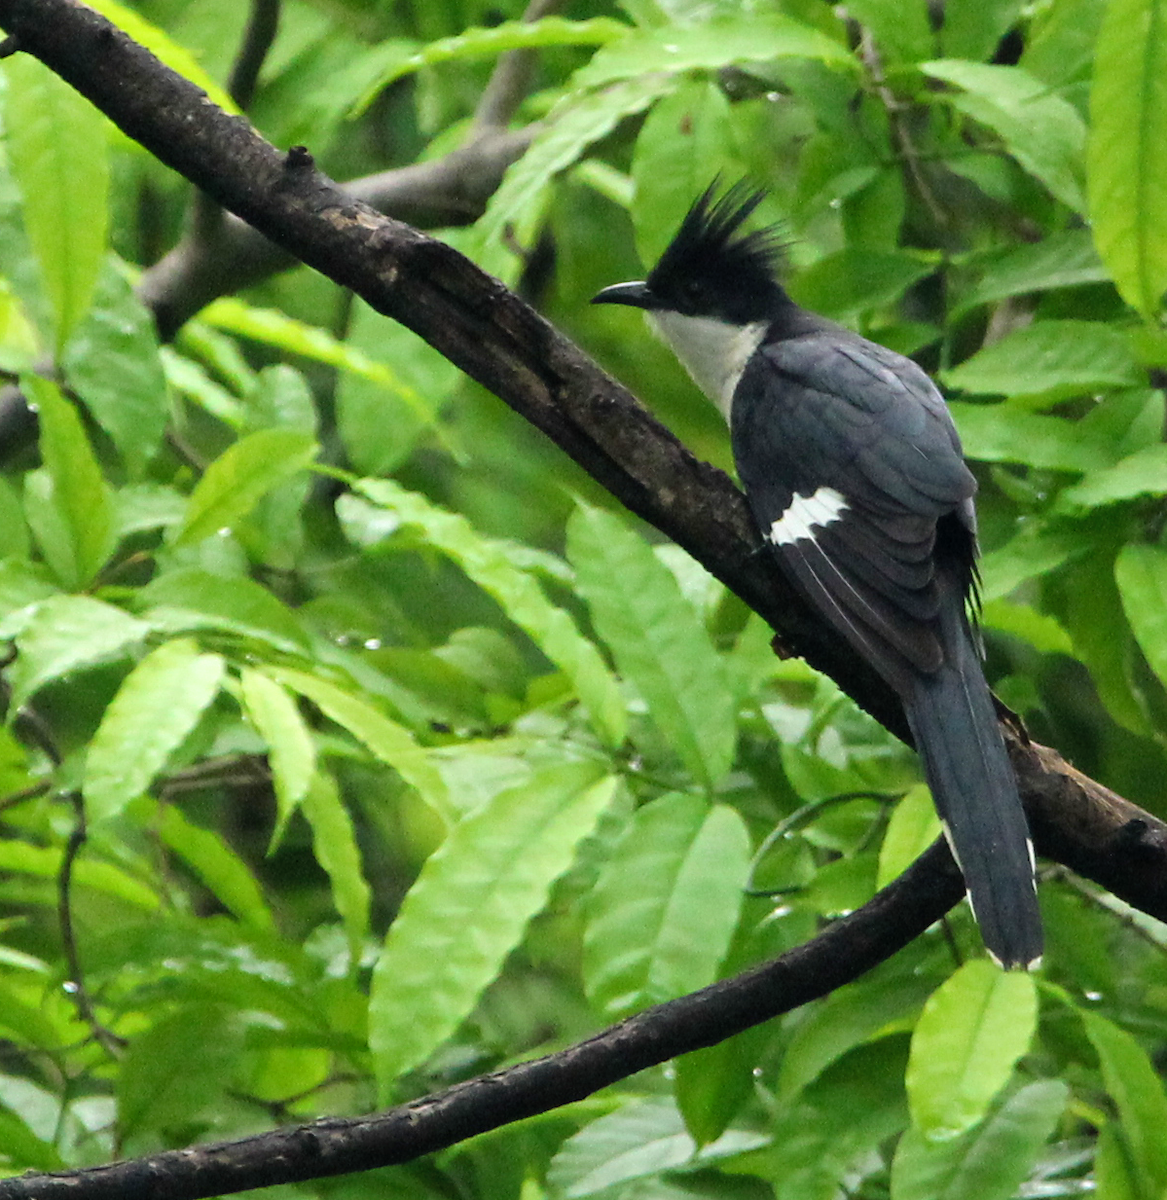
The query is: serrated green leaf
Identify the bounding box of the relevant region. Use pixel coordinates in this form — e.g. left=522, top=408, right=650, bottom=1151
left=906, top=961, right=1037, bottom=1140
left=573, top=13, right=852, bottom=89
left=240, top=668, right=317, bottom=849
left=268, top=665, right=451, bottom=822
left=942, top=322, right=1141, bottom=404
left=351, top=480, right=626, bottom=748
left=86, top=0, right=240, bottom=115
left=84, top=639, right=225, bottom=824
left=922, top=60, right=1086, bottom=210
left=3, top=56, right=110, bottom=351
left=136, top=566, right=310, bottom=654
left=301, top=769, right=370, bottom=964
left=1087, top=0, right=1167, bottom=318
left=1083, top=1011, right=1167, bottom=1198
left=891, top=1080, right=1068, bottom=1200
left=25, top=375, right=115, bottom=589
left=1054, top=445, right=1167, bottom=513
left=352, top=16, right=631, bottom=113
left=0, top=839, right=159, bottom=908
left=877, top=784, right=942, bottom=889
left=1116, top=544, right=1167, bottom=691
left=8, top=594, right=147, bottom=712
left=157, top=803, right=274, bottom=932
left=172, top=429, right=318, bottom=546
left=117, top=1005, right=245, bottom=1138
left=369, top=765, right=615, bottom=1094
left=567, top=503, right=735, bottom=787
left=582, top=794, right=749, bottom=1018
left=61, top=259, right=168, bottom=478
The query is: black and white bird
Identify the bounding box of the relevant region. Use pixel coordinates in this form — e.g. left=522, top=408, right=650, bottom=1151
left=593, top=183, right=1041, bottom=969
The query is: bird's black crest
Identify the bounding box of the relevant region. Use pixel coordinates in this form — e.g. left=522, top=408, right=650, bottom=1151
left=647, top=180, right=790, bottom=323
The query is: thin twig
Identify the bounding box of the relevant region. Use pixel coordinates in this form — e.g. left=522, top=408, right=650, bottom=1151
left=57, top=792, right=128, bottom=1059
left=228, top=0, right=280, bottom=110
left=473, top=0, right=562, bottom=132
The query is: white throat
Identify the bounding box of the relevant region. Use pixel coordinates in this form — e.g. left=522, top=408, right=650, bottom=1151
left=648, top=312, right=767, bottom=420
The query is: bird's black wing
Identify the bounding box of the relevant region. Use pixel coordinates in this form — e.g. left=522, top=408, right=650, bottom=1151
left=730, top=330, right=977, bottom=694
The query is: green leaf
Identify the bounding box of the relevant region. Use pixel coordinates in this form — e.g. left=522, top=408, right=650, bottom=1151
left=25, top=375, right=115, bottom=589
left=922, top=60, right=1087, bottom=210
left=301, top=769, right=371, bottom=964
left=1087, top=0, right=1167, bottom=318
left=0, top=560, right=59, bottom=637
left=877, top=784, right=942, bottom=889
left=3, top=56, right=110, bottom=351
left=1083, top=1011, right=1167, bottom=1198
left=240, top=668, right=317, bottom=848
left=779, top=971, right=934, bottom=1101
left=85, top=0, right=241, bottom=115
left=906, top=960, right=1037, bottom=1140
left=942, top=322, right=1141, bottom=404
left=369, top=765, right=615, bottom=1094
left=631, top=82, right=747, bottom=267
left=890, top=1080, right=1068, bottom=1200
left=335, top=298, right=463, bottom=476
left=942, top=0, right=1025, bottom=62
left=547, top=1096, right=766, bottom=1198
left=1055, top=445, right=1167, bottom=513
left=567, top=502, right=736, bottom=787
left=61, top=259, right=168, bottom=478
left=157, top=804, right=275, bottom=932
left=949, top=403, right=1113, bottom=473
left=954, top=230, right=1109, bottom=315
left=171, top=429, right=318, bottom=546
left=790, top=249, right=935, bottom=321
left=268, top=665, right=451, bottom=822
left=352, top=16, right=631, bottom=112
left=8, top=595, right=147, bottom=712
left=582, top=794, right=750, bottom=1018
left=573, top=13, right=852, bottom=89
left=201, top=298, right=457, bottom=454
left=674, top=1022, right=772, bottom=1147
left=117, top=1005, right=246, bottom=1138
left=845, top=0, right=932, bottom=61
left=1116, top=544, right=1167, bottom=691
left=137, top=566, right=310, bottom=654
left=84, top=639, right=225, bottom=824
left=351, top=480, right=626, bottom=748
left=980, top=600, right=1073, bottom=656
left=474, top=75, right=680, bottom=275
left=978, top=524, right=1085, bottom=603
left=0, top=839, right=159, bottom=909
left=1095, top=1123, right=1142, bottom=1200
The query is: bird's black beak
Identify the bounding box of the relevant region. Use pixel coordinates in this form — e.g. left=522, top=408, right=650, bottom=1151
left=591, top=281, right=655, bottom=309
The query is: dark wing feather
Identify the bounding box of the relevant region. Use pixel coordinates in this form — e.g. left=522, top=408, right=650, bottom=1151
left=730, top=329, right=976, bottom=693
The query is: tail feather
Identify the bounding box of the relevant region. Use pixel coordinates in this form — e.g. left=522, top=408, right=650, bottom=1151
left=904, top=599, right=1042, bottom=970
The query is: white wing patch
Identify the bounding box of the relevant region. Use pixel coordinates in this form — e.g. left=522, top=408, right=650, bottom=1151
left=767, top=487, right=849, bottom=546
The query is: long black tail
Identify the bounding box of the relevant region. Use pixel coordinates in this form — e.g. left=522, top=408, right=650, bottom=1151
left=904, top=597, right=1042, bottom=970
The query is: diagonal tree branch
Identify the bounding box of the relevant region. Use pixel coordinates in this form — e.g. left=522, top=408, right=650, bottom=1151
left=0, top=841, right=968, bottom=1200
left=1, top=1, right=1166, bottom=1196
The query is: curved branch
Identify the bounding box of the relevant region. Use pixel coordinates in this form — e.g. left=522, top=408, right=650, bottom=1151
left=0, top=841, right=967, bottom=1200
left=2, top=3, right=1167, bottom=1196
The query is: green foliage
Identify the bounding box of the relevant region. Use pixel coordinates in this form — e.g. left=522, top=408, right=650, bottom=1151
left=0, top=0, right=1166, bottom=1194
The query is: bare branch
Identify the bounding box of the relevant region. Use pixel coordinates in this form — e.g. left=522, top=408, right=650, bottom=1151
left=473, top=0, right=563, bottom=132
left=228, top=0, right=280, bottom=110
left=0, top=840, right=967, bottom=1200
